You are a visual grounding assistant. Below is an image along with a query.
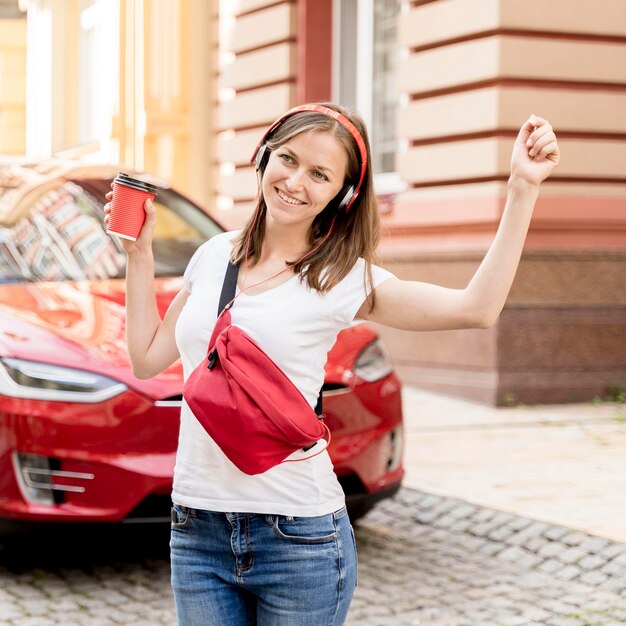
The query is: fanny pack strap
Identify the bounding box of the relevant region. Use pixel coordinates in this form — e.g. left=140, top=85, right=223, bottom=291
left=218, top=260, right=239, bottom=315
left=218, top=260, right=324, bottom=419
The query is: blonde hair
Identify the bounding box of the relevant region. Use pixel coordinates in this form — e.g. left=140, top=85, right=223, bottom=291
left=231, top=103, right=381, bottom=311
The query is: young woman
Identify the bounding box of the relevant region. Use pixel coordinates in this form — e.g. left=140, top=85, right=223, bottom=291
left=104, top=102, right=559, bottom=625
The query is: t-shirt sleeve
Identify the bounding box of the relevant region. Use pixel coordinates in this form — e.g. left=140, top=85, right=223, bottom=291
left=183, top=240, right=212, bottom=293
left=331, top=258, right=395, bottom=325
left=184, top=230, right=238, bottom=293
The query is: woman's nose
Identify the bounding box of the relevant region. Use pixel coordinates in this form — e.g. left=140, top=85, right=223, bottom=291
left=286, top=170, right=304, bottom=191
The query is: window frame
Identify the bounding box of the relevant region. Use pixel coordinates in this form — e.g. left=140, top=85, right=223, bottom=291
left=331, top=0, right=405, bottom=196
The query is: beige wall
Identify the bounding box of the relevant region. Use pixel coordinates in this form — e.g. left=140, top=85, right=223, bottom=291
left=394, top=0, right=626, bottom=226
left=216, top=0, right=297, bottom=227
left=0, top=18, right=26, bottom=154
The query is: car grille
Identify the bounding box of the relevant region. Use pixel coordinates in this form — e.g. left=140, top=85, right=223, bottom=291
left=13, top=453, right=95, bottom=505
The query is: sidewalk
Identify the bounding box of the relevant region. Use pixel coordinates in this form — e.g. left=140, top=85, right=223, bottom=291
left=400, top=386, right=626, bottom=543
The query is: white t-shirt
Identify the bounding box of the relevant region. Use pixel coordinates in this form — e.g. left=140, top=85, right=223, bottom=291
left=172, top=231, right=394, bottom=517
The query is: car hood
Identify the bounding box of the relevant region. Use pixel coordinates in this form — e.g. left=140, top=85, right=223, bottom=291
left=0, top=278, right=184, bottom=399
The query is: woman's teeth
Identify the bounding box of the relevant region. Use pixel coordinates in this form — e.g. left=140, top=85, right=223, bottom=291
left=277, top=189, right=304, bottom=205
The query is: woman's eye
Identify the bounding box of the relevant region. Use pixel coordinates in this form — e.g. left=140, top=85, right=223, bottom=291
left=313, top=171, right=328, bottom=181
left=280, top=154, right=293, bottom=163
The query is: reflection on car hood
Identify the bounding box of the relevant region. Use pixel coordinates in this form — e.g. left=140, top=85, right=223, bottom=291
left=0, top=278, right=184, bottom=399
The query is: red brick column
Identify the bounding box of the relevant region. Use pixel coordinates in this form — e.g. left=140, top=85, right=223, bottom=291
left=296, top=0, right=332, bottom=103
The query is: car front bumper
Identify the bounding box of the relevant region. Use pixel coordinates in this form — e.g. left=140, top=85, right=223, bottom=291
left=0, top=388, right=180, bottom=522
left=0, top=374, right=404, bottom=523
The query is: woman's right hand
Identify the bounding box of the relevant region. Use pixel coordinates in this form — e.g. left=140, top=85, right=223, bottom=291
left=104, top=185, right=157, bottom=256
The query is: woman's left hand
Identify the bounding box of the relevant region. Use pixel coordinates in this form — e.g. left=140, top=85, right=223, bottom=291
left=510, top=115, right=560, bottom=187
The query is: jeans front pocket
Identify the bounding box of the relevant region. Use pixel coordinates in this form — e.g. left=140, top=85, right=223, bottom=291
left=272, top=513, right=338, bottom=544
left=171, top=504, right=195, bottom=531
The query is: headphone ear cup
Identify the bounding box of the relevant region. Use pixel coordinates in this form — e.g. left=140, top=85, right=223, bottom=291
left=336, top=185, right=355, bottom=212
left=255, top=144, right=270, bottom=171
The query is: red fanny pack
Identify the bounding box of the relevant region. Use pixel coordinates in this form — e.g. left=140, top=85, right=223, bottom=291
left=182, top=261, right=330, bottom=475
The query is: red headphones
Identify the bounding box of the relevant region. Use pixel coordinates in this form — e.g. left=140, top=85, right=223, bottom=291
left=250, top=104, right=369, bottom=213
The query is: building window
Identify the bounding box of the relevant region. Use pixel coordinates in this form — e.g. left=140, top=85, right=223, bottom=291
left=23, top=0, right=116, bottom=158
left=333, top=0, right=402, bottom=193
left=77, top=0, right=99, bottom=146
left=372, top=0, right=399, bottom=175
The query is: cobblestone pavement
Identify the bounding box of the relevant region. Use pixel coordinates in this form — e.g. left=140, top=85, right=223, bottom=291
left=0, top=488, right=624, bottom=626
left=348, top=490, right=626, bottom=626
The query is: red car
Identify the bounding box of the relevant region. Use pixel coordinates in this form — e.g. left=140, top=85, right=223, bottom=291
left=0, top=158, right=403, bottom=524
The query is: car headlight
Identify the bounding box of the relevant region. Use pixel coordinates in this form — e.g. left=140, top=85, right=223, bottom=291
left=353, top=338, right=394, bottom=382
left=0, top=357, right=127, bottom=403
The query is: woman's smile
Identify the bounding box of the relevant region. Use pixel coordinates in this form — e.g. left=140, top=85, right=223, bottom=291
left=275, top=187, right=306, bottom=206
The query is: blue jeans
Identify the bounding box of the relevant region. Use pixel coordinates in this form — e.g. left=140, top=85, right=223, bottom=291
left=170, top=504, right=358, bottom=625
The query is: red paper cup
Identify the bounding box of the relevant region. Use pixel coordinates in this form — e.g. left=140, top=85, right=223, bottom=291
left=107, top=175, right=158, bottom=241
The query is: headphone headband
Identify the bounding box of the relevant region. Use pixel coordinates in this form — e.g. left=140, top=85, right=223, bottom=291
left=250, top=104, right=368, bottom=212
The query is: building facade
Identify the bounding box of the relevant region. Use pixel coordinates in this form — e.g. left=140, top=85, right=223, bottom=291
left=1, top=0, right=625, bottom=404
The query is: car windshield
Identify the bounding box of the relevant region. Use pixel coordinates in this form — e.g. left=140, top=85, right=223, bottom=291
left=0, top=177, right=223, bottom=283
